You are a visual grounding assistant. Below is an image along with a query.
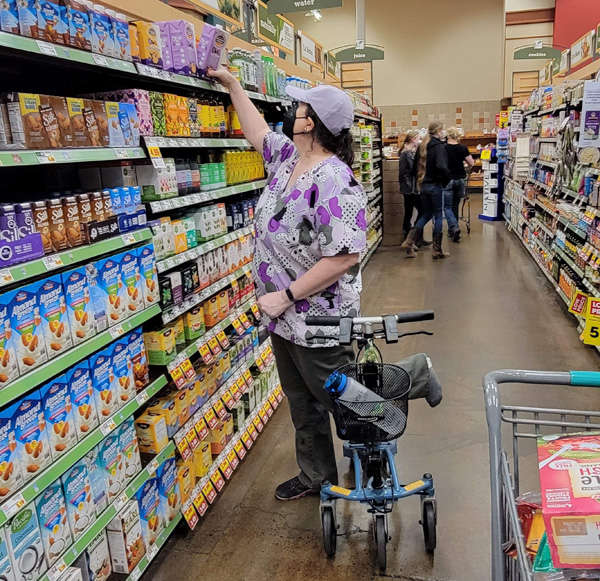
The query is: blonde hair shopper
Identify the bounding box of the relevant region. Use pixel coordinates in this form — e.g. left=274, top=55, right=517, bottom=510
left=400, top=121, right=451, bottom=259
left=443, top=127, right=474, bottom=242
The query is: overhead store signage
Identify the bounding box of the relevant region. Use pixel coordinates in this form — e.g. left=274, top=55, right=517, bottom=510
left=299, top=31, right=323, bottom=70
left=571, top=29, right=595, bottom=68
left=325, top=52, right=340, bottom=80
left=559, top=49, right=570, bottom=76
left=597, top=24, right=600, bottom=57
left=188, top=0, right=243, bottom=28
left=333, top=45, right=384, bottom=62
left=267, top=0, right=342, bottom=14
left=257, top=2, right=295, bottom=54
left=513, top=45, right=562, bottom=61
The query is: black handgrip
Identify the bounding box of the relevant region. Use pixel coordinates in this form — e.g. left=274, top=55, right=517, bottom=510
left=305, top=316, right=342, bottom=326
left=395, top=310, right=435, bottom=324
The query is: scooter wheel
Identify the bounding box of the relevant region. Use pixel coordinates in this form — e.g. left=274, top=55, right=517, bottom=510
left=375, top=514, right=387, bottom=570
left=322, top=507, right=336, bottom=556
left=422, top=498, right=437, bottom=552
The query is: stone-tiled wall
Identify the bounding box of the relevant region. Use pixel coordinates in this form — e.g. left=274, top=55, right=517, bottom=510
left=380, top=100, right=502, bottom=134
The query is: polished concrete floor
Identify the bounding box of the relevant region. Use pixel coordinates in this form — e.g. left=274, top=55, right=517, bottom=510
left=147, top=200, right=600, bottom=581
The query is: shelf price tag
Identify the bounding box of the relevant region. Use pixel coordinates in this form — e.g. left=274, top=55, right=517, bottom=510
left=258, top=407, right=269, bottom=424
left=248, top=422, right=259, bottom=440
left=194, top=417, right=209, bottom=440
left=0, top=269, right=15, bottom=287
left=186, top=426, right=200, bottom=451
left=121, top=232, right=137, bottom=245
left=210, top=469, right=225, bottom=491
left=147, top=457, right=160, bottom=476
left=242, top=370, right=254, bottom=387
left=222, top=390, right=235, bottom=410
left=193, top=490, right=209, bottom=516
left=113, top=491, right=129, bottom=514
left=36, top=40, right=58, bottom=55
left=202, top=480, right=217, bottom=504
left=240, top=313, right=251, bottom=329
left=231, top=317, right=244, bottom=335
left=174, top=432, right=192, bottom=461
left=250, top=303, right=260, bottom=318
left=197, top=342, right=214, bottom=364
left=230, top=383, right=242, bottom=401
left=569, top=291, right=589, bottom=317
left=236, top=376, right=247, bottom=394
left=213, top=399, right=227, bottom=420
left=227, top=449, right=239, bottom=470
left=255, top=354, right=265, bottom=371
left=47, top=558, right=67, bottom=581
left=170, top=365, right=186, bottom=389
left=253, top=416, right=264, bottom=432
left=130, top=566, right=142, bottom=581
left=42, top=254, right=64, bottom=270
left=182, top=500, right=199, bottom=530
left=234, top=439, right=247, bottom=459
left=204, top=408, right=219, bottom=429
left=147, top=541, right=160, bottom=562
left=241, top=430, right=253, bottom=449
left=275, top=386, right=284, bottom=402
left=269, top=394, right=278, bottom=409
left=92, top=53, right=109, bottom=66
left=180, top=357, right=196, bottom=381
left=100, top=418, right=116, bottom=436
left=219, top=458, right=233, bottom=480
left=108, top=324, right=125, bottom=339
left=216, top=330, right=230, bottom=349
left=1, top=492, right=26, bottom=520
left=207, top=336, right=222, bottom=356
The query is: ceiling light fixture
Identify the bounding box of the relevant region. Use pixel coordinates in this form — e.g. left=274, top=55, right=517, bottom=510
left=305, top=9, right=322, bottom=21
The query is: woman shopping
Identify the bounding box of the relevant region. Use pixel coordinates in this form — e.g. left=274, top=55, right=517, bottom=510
left=209, top=66, right=367, bottom=501
left=400, top=121, right=451, bottom=259
left=398, top=130, right=431, bottom=255
left=443, top=127, right=474, bottom=243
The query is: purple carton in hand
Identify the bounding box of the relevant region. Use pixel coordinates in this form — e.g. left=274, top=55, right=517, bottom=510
left=168, top=20, right=198, bottom=77
left=197, top=23, right=228, bottom=76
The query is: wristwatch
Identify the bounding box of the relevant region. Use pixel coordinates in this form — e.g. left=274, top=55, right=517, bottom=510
left=285, top=287, right=296, bottom=302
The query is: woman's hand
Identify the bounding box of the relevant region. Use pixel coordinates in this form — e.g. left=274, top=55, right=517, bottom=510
left=207, top=65, right=237, bottom=89
left=257, top=291, right=293, bottom=319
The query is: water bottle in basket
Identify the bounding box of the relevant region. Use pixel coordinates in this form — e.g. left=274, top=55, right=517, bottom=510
left=324, top=370, right=404, bottom=437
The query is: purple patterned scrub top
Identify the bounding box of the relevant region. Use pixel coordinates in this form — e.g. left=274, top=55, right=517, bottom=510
left=254, top=132, right=367, bottom=347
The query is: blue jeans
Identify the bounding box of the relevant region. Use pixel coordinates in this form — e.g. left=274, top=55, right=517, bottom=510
left=443, top=179, right=465, bottom=233
left=415, top=183, right=444, bottom=236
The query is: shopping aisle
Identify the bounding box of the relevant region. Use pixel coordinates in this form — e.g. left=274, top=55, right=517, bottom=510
left=147, top=200, right=600, bottom=581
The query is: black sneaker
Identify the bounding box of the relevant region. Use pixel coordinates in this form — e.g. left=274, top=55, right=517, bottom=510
left=275, top=476, right=319, bottom=501
left=452, top=228, right=461, bottom=243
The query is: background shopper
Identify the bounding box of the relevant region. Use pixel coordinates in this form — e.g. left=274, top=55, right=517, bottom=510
left=398, top=130, right=431, bottom=255
left=443, top=127, right=474, bottom=242
left=209, top=66, right=367, bottom=501
left=400, top=121, right=451, bottom=259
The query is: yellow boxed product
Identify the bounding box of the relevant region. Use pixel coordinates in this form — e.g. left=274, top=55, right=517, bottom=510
left=206, top=421, right=227, bottom=456
left=205, top=364, right=217, bottom=396
left=217, top=290, right=229, bottom=319
left=132, top=21, right=162, bottom=68
left=172, top=220, right=188, bottom=255
left=168, top=387, right=190, bottom=426
left=134, top=411, right=169, bottom=454
left=204, top=295, right=220, bottom=327
left=143, top=328, right=176, bottom=366
left=176, top=458, right=195, bottom=504
left=177, top=96, right=190, bottom=137
left=193, top=441, right=212, bottom=478
left=213, top=358, right=224, bottom=391
left=147, top=397, right=179, bottom=439
left=165, top=316, right=185, bottom=347
left=163, top=94, right=179, bottom=137
left=224, top=413, right=234, bottom=441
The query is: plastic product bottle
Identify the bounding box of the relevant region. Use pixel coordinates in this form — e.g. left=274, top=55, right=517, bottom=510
left=254, top=50, right=265, bottom=94
left=324, top=371, right=404, bottom=436
left=189, top=158, right=200, bottom=192
left=175, top=159, right=189, bottom=195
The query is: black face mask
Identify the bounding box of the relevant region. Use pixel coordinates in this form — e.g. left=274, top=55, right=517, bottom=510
left=283, top=102, right=309, bottom=140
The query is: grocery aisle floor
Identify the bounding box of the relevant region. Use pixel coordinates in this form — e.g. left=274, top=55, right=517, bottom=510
left=148, top=198, right=600, bottom=581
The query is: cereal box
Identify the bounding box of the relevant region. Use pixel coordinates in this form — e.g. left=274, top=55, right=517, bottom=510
left=61, top=460, right=96, bottom=542
left=67, top=360, right=99, bottom=438
left=156, top=455, right=180, bottom=528
left=120, top=250, right=143, bottom=316
left=35, top=480, right=73, bottom=566
left=0, top=294, right=19, bottom=388
left=118, top=418, right=141, bottom=482
left=128, top=327, right=149, bottom=391
left=65, top=0, right=91, bottom=51
left=7, top=283, right=48, bottom=374
left=14, top=391, right=52, bottom=481
left=5, top=503, right=47, bottom=581
left=136, top=477, right=162, bottom=548
left=37, top=0, right=67, bottom=44
left=62, top=266, right=96, bottom=344
left=89, top=346, right=119, bottom=419
left=0, top=400, right=23, bottom=500
left=106, top=500, right=145, bottom=574
left=97, top=432, right=124, bottom=503
left=36, top=274, right=72, bottom=359
left=73, top=529, right=111, bottom=581
left=111, top=336, right=135, bottom=405
left=39, top=374, right=77, bottom=461
left=82, top=448, right=106, bottom=515
left=94, top=254, right=125, bottom=327
left=138, top=243, right=159, bottom=307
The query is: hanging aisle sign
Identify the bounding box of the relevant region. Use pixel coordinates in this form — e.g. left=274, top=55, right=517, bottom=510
left=333, top=45, right=384, bottom=63
left=299, top=31, right=323, bottom=70
left=325, top=52, right=340, bottom=80
left=257, top=2, right=295, bottom=54
left=267, top=0, right=342, bottom=14
left=571, top=29, right=595, bottom=68
left=559, top=49, right=570, bottom=76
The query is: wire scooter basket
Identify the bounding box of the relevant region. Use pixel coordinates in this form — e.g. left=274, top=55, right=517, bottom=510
left=329, top=362, right=411, bottom=443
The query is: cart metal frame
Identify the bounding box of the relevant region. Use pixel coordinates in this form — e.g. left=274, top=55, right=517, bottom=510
left=483, top=369, right=600, bottom=581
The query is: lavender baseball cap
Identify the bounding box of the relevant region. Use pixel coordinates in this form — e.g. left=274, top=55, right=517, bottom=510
left=285, top=85, right=354, bottom=136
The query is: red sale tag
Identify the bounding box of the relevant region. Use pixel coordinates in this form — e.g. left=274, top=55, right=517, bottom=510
left=202, top=481, right=217, bottom=504
left=258, top=407, right=268, bottom=425
left=204, top=408, right=219, bottom=429
left=240, top=313, right=251, bottom=329
left=180, top=358, right=196, bottom=381
left=241, top=430, right=253, bottom=449
left=265, top=401, right=274, bottom=417
left=211, top=469, right=225, bottom=491
left=175, top=435, right=192, bottom=461
left=250, top=303, right=260, bottom=318
left=227, top=449, right=239, bottom=470
left=195, top=417, right=209, bottom=440
left=213, top=399, right=227, bottom=420
left=186, top=427, right=200, bottom=451
left=183, top=502, right=199, bottom=530
left=255, top=354, right=265, bottom=371
left=193, top=490, right=209, bottom=517
left=230, top=384, right=242, bottom=401
left=264, top=346, right=274, bottom=364
left=252, top=416, right=263, bottom=433
left=234, top=439, right=247, bottom=458
left=208, top=336, right=222, bottom=356
left=216, top=330, right=230, bottom=349
left=236, top=376, right=247, bottom=394
left=243, top=370, right=254, bottom=387
left=222, top=390, right=236, bottom=410
left=198, top=343, right=214, bottom=364
left=219, top=458, right=233, bottom=480
left=171, top=366, right=186, bottom=388
left=268, top=394, right=277, bottom=408
left=275, top=387, right=283, bottom=402
left=232, top=318, right=244, bottom=335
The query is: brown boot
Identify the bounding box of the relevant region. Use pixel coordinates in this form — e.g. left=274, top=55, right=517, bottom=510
left=432, top=233, right=449, bottom=259
left=414, top=231, right=432, bottom=249
left=400, top=228, right=418, bottom=258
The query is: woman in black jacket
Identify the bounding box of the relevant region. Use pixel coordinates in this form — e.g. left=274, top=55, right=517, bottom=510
left=398, top=130, right=429, bottom=251
left=400, top=120, right=451, bottom=259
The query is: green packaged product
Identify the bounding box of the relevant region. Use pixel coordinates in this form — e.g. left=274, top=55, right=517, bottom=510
left=149, top=91, right=166, bottom=137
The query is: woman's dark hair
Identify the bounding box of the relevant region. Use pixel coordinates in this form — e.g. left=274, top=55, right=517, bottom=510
left=305, top=104, right=354, bottom=167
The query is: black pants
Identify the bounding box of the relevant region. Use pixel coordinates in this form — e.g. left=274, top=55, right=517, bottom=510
left=270, top=332, right=354, bottom=488
left=403, top=195, right=423, bottom=235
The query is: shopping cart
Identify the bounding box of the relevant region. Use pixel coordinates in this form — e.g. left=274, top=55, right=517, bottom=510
left=483, top=369, right=600, bottom=581
left=460, top=168, right=472, bottom=234
left=306, top=311, right=438, bottom=571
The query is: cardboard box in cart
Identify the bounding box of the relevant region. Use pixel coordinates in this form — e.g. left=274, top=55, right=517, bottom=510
left=537, top=431, right=600, bottom=568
